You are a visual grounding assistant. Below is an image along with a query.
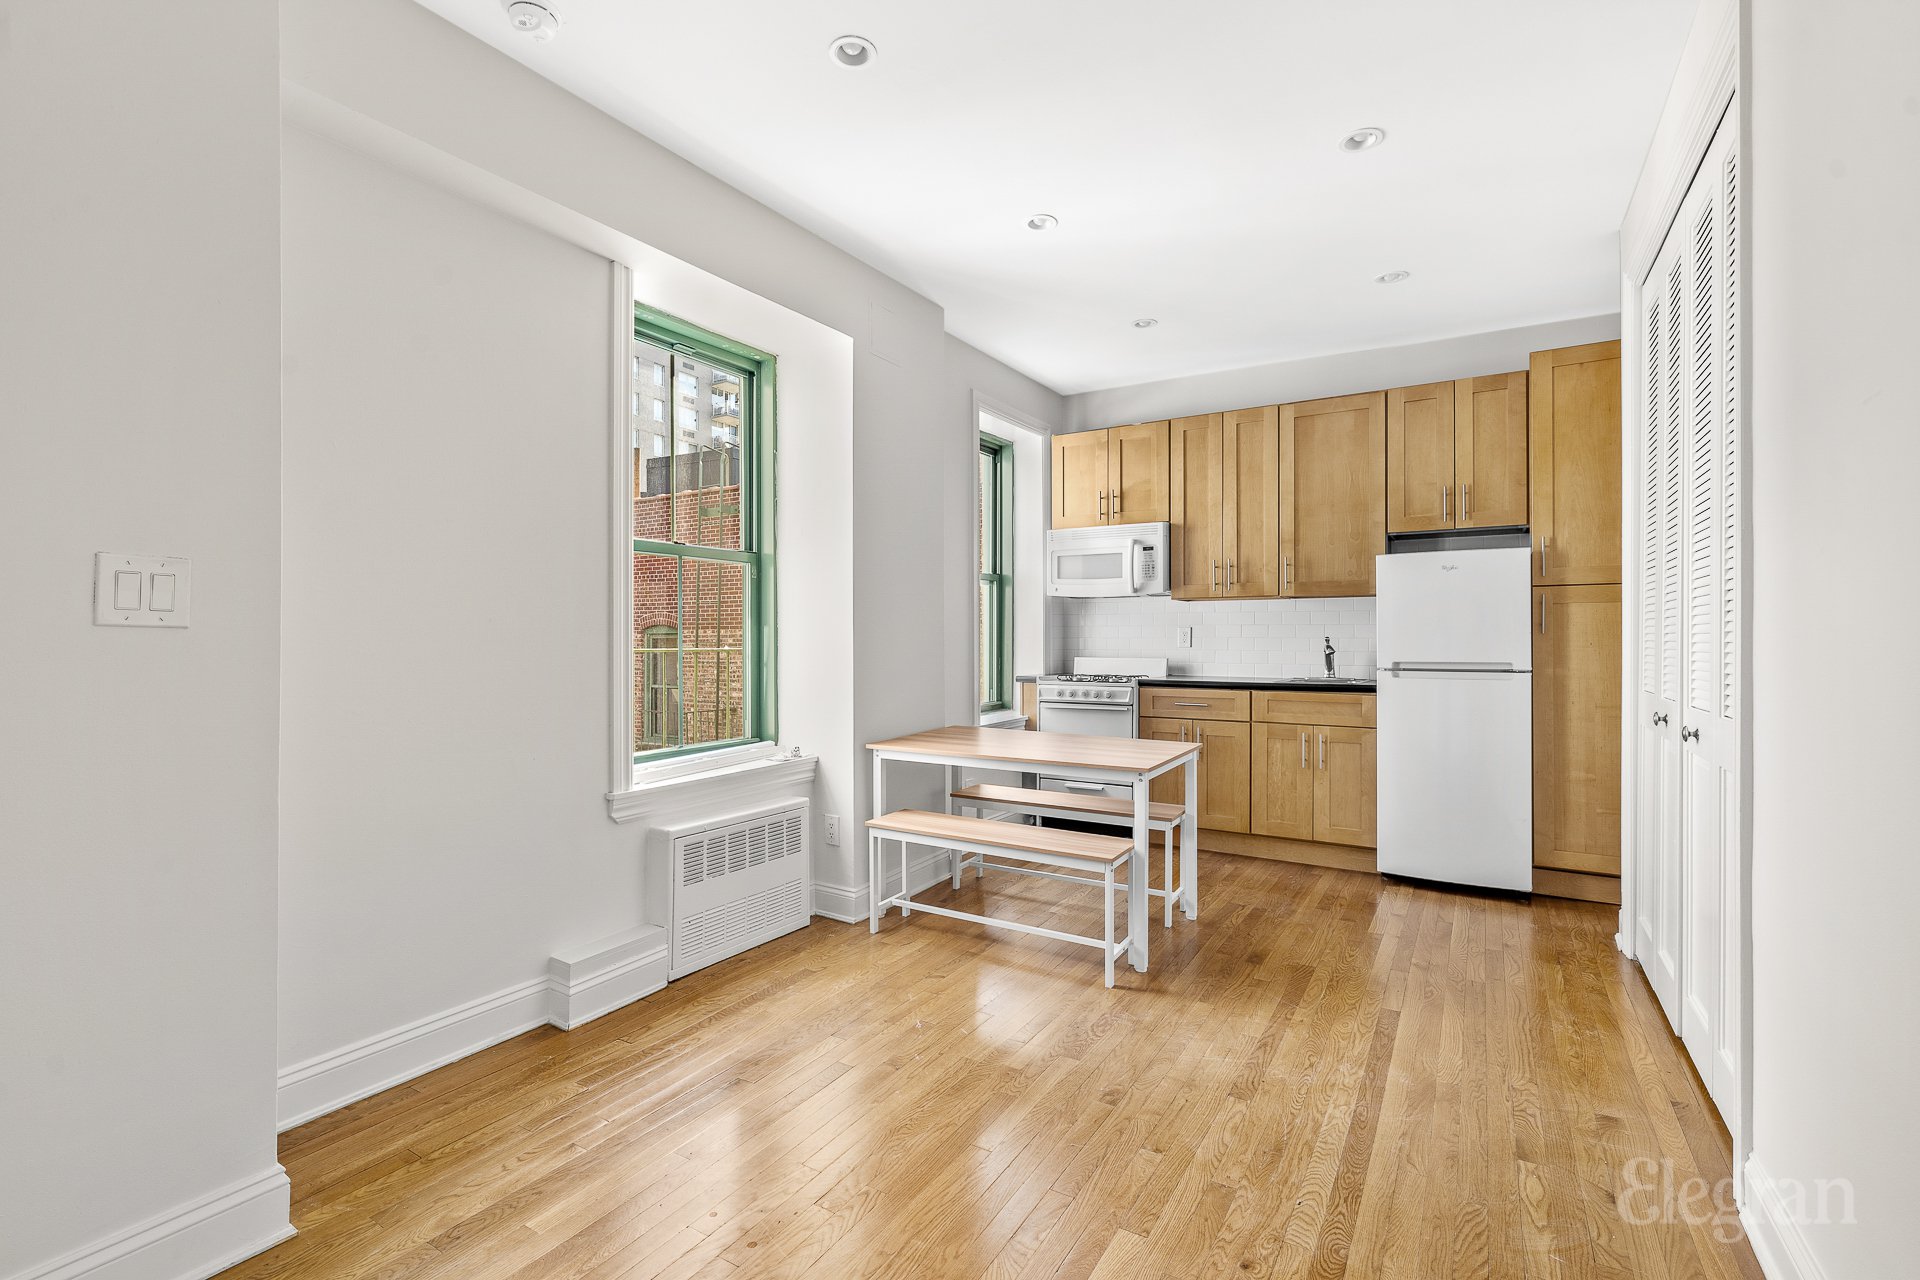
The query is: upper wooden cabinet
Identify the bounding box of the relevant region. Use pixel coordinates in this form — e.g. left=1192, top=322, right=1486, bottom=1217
left=1386, top=382, right=1455, bottom=533
left=1280, top=392, right=1385, bottom=597
left=1169, top=414, right=1223, bottom=598
left=1051, top=429, right=1108, bottom=529
left=1530, top=341, right=1622, bottom=585
left=1386, top=375, right=1529, bottom=534
left=1455, top=372, right=1529, bottom=528
left=1170, top=411, right=1280, bottom=599
left=1107, top=422, right=1170, bottom=523
left=1050, top=422, right=1169, bottom=529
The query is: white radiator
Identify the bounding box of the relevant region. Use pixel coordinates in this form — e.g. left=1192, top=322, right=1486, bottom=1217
left=666, top=798, right=811, bottom=979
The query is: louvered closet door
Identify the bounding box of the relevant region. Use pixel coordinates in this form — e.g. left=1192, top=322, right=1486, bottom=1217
left=1631, top=108, right=1742, bottom=1120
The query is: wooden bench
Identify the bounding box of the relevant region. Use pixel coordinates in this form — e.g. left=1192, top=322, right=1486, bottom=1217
left=951, top=784, right=1190, bottom=928
left=866, top=809, right=1139, bottom=987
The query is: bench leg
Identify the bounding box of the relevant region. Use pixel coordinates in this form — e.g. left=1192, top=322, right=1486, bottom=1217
left=1103, top=866, right=1115, bottom=989
left=868, top=832, right=880, bottom=933
left=1163, top=828, right=1174, bottom=928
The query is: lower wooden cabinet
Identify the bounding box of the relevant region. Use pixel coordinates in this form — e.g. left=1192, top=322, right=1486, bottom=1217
left=1138, top=715, right=1250, bottom=833
left=1253, top=722, right=1377, bottom=847
left=1533, top=585, right=1622, bottom=880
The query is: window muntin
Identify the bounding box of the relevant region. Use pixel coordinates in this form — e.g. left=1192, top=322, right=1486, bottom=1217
left=978, top=434, right=1013, bottom=714
left=631, top=309, right=775, bottom=764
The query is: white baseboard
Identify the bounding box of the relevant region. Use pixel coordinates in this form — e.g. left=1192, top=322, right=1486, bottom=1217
left=277, top=925, right=668, bottom=1130
left=1741, top=1155, right=1832, bottom=1280
left=547, top=926, right=669, bottom=1030
left=7, top=1166, right=292, bottom=1280
left=812, top=847, right=968, bottom=924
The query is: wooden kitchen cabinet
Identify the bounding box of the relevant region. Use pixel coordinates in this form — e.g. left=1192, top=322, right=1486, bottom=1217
left=1051, top=422, right=1170, bottom=528
left=1455, top=372, right=1529, bottom=528
left=1250, top=722, right=1316, bottom=840
left=1169, top=413, right=1223, bottom=598
left=1169, top=410, right=1279, bottom=599
left=1106, top=421, right=1170, bottom=523
left=1221, top=407, right=1281, bottom=596
left=1533, top=584, right=1622, bottom=879
left=1386, top=374, right=1529, bottom=534
left=1280, top=392, right=1386, bottom=597
left=1530, top=341, right=1622, bottom=585
left=1386, top=382, right=1455, bottom=533
left=1252, top=720, right=1377, bottom=847
left=1137, top=713, right=1250, bottom=833
left=1051, top=429, right=1108, bottom=529
left=1141, top=686, right=1249, bottom=722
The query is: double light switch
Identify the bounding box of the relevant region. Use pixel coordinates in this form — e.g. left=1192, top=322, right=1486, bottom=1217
left=94, top=553, right=191, bottom=627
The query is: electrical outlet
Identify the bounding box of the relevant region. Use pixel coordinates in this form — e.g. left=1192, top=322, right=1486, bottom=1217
left=824, top=814, right=841, bottom=846
left=1177, top=626, right=1193, bottom=648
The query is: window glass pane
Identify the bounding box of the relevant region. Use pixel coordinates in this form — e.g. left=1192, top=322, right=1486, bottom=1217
left=978, top=449, right=992, bottom=576
left=633, top=554, right=682, bottom=754
left=979, top=579, right=995, bottom=709
left=632, top=339, right=673, bottom=532
left=670, top=354, right=745, bottom=551
left=680, top=558, right=749, bottom=746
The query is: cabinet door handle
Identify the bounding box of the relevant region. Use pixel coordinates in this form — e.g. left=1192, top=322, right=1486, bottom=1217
left=1212, top=559, right=1220, bottom=590
left=1171, top=701, right=1209, bottom=708
left=1227, top=557, right=1235, bottom=587
left=1442, top=485, right=1449, bottom=523
left=1538, top=536, right=1550, bottom=576
left=1652, top=711, right=1669, bottom=727
left=1318, top=733, right=1326, bottom=770
left=1283, top=556, right=1292, bottom=589
left=1463, top=484, right=1471, bottom=519
left=1113, top=486, right=1121, bottom=516
left=1098, top=489, right=1107, bottom=519
left=1539, top=594, right=1547, bottom=634
left=1682, top=725, right=1701, bottom=743
left=1300, top=731, right=1307, bottom=768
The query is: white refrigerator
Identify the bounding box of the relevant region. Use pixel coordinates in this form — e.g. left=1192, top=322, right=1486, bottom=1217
left=1375, top=547, right=1533, bottom=891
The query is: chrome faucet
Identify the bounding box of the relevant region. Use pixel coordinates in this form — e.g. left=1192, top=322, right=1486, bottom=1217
left=1324, top=635, right=1337, bottom=678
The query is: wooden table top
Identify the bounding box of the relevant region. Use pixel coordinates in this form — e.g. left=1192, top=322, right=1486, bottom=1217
left=865, top=725, right=1199, bottom=774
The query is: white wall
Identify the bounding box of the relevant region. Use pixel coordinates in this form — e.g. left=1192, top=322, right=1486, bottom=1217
left=0, top=1, right=289, bottom=1275
left=276, top=0, right=1057, bottom=1098
left=1746, top=0, right=1920, bottom=1273
left=1064, top=314, right=1621, bottom=430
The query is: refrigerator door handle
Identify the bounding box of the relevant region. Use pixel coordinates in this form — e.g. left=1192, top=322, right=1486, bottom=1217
left=1385, top=662, right=1529, bottom=674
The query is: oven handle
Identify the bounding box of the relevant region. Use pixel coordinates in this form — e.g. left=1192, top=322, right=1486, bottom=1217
left=1057, top=780, right=1110, bottom=793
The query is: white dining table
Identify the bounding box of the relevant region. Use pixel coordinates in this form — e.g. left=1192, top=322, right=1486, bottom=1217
left=865, top=725, right=1200, bottom=973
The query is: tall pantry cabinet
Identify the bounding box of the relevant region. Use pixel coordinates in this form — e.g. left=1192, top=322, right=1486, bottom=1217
left=1528, top=339, right=1624, bottom=904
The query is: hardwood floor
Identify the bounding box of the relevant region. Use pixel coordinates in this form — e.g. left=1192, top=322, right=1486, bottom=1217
left=226, top=855, right=1765, bottom=1280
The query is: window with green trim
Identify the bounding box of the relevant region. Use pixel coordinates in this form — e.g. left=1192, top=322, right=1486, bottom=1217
left=978, top=433, right=1013, bottom=713
left=631, top=305, right=776, bottom=763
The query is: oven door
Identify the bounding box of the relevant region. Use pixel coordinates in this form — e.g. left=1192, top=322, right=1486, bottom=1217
left=1034, top=699, right=1136, bottom=801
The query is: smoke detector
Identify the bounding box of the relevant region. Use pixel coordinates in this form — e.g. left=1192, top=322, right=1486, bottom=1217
left=504, top=1, right=560, bottom=42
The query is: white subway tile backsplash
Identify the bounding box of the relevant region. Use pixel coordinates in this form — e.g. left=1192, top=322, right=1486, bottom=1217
left=1054, top=594, right=1377, bottom=679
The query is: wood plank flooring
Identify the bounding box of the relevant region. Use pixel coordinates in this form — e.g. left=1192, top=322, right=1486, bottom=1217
left=225, top=855, right=1765, bottom=1280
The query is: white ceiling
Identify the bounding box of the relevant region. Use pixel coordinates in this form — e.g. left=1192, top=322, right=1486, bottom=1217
left=413, top=0, right=1697, bottom=394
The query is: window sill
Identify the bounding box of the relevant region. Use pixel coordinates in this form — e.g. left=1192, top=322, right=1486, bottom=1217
left=978, top=709, right=1028, bottom=729
left=607, top=748, right=817, bottom=826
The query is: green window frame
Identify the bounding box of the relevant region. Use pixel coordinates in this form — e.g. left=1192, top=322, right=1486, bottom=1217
left=631, top=303, right=777, bottom=765
left=979, top=432, right=1013, bottom=714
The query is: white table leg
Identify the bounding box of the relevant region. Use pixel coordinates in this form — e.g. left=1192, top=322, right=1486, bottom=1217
left=1182, top=755, right=1198, bottom=921
left=1127, top=782, right=1149, bottom=972
left=947, top=763, right=961, bottom=889
left=868, top=831, right=880, bottom=933
left=871, top=750, right=887, bottom=923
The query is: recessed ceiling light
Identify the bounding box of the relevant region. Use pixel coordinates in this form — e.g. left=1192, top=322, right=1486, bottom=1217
left=1340, top=126, right=1388, bottom=152
left=1133, top=318, right=1158, bottom=329
left=1374, top=270, right=1411, bottom=285
left=828, top=35, right=877, bottom=67
left=1026, top=213, right=1060, bottom=232
left=504, top=1, right=560, bottom=43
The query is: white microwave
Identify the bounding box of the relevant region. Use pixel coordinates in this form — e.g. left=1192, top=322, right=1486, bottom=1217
left=1046, top=521, right=1171, bottom=598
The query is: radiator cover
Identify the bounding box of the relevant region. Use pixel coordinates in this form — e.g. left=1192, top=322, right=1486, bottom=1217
left=666, top=798, right=811, bottom=979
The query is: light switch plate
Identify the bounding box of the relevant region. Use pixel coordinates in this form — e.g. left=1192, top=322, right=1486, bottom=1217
left=94, top=553, right=191, bottom=627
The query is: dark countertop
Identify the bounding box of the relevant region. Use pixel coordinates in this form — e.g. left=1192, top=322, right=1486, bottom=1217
left=1142, top=676, right=1377, bottom=693
left=1018, top=674, right=1376, bottom=693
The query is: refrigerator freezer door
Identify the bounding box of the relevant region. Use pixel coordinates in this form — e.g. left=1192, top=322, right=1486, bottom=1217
left=1375, top=546, right=1534, bottom=669
left=1378, top=668, right=1533, bottom=891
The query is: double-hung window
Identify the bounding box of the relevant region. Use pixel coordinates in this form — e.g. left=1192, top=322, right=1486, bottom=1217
left=978, top=433, right=1013, bottom=714
left=630, top=305, right=776, bottom=764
